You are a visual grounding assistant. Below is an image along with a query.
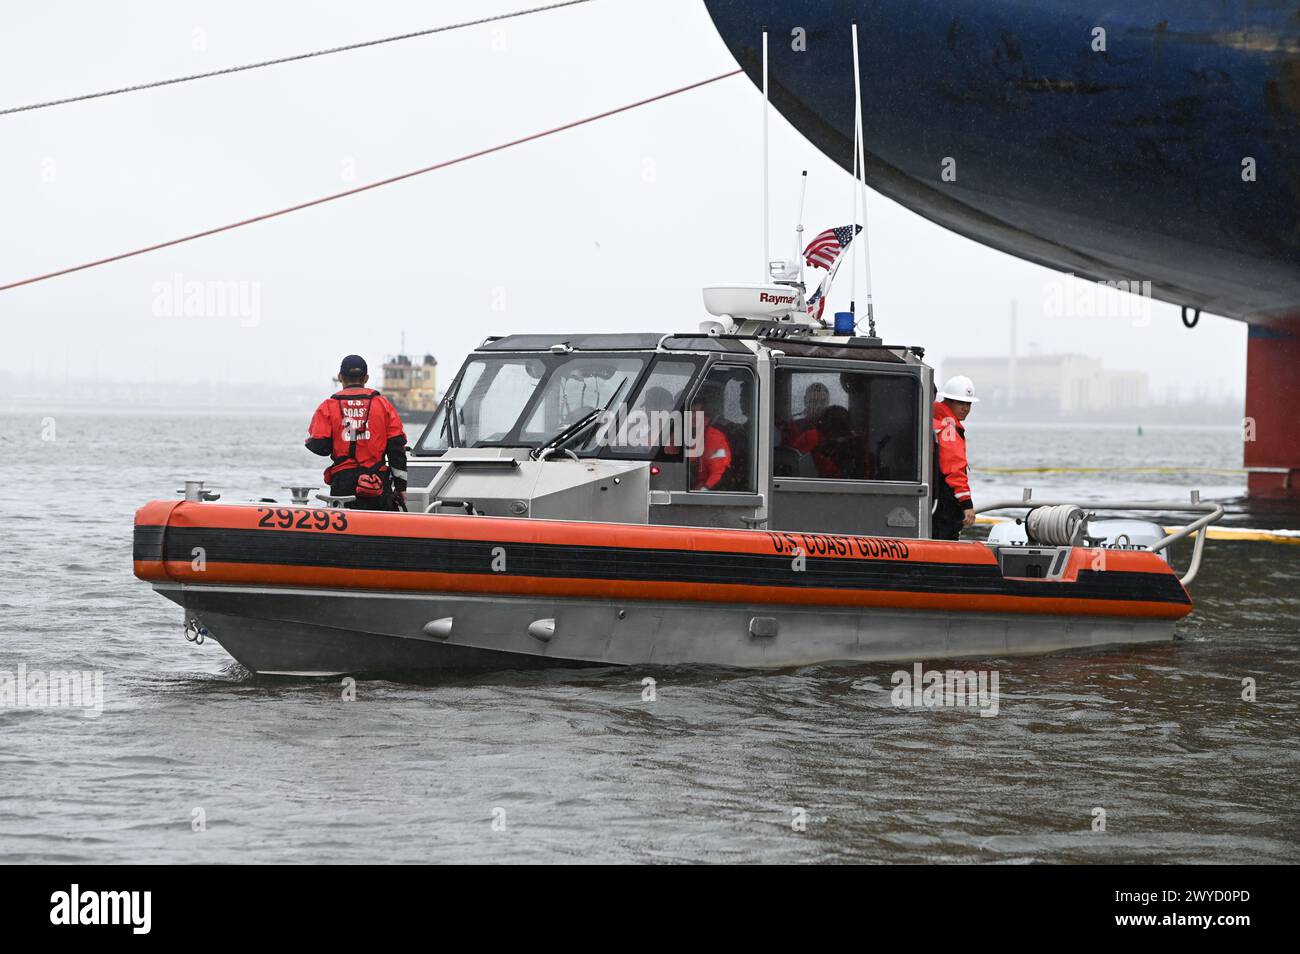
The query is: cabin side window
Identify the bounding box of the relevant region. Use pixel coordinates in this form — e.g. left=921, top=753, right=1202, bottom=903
left=592, top=359, right=698, bottom=457
left=686, top=365, right=756, bottom=493
left=774, top=369, right=919, bottom=482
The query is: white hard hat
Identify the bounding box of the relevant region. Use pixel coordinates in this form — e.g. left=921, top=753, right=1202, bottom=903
left=938, top=375, right=980, bottom=403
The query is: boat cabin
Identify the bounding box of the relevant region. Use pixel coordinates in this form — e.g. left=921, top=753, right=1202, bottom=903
left=407, top=321, right=937, bottom=538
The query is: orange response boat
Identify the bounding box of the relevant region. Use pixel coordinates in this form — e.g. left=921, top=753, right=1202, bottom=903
left=134, top=314, right=1223, bottom=676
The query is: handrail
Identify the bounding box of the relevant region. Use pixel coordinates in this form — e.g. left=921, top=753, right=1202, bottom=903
left=976, top=490, right=1225, bottom=586
left=425, top=499, right=477, bottom=515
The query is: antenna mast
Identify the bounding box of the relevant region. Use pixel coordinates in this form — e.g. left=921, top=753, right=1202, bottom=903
left=761, top=26, right=770, bottom=281
left=849, top=105, right=858, bottom=315
left=851, top=20, right=877, bottom=336
left=795, top=170, right=808, bottom=286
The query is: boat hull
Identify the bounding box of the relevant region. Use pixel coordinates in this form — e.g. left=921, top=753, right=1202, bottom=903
left=135, top=501, right=1191, bottom=675
left=156, top=583, right=1177, bottom=676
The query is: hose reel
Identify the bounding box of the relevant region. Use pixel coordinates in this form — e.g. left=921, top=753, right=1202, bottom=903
left=1025, top=504, right=1091, bottom=546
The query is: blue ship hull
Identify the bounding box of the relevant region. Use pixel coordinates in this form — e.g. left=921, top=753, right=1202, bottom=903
left=703, top=0, right=1300, bottom=326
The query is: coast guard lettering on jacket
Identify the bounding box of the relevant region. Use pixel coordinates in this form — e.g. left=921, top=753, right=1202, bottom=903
left=305, top=387, right=409, bottom=491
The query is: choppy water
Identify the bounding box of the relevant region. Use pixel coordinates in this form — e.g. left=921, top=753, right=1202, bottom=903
left=1, top=411, right=1297, bottom=863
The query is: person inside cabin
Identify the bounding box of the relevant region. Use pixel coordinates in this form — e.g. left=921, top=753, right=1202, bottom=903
left=787, top=381, right=831, bottom=454
left=931, top=375, right=979, bottom=540
left=811, top=405, right=862, bottom=478
left=641, top=385, right=682, bottom=457
left=839, top=372, right=880, bottom=480
left=305, top=355, right=409, bottom=511
left=712, top=372, right=754, bottom=492
left=688, top=386, right=733, bottom=491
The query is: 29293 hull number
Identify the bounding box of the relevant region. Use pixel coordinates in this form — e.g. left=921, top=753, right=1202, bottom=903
left=256, top=507, right=348, bottom=531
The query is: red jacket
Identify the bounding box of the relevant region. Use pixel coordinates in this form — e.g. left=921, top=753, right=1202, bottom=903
left=932, top=400, right=972, bottom=507
left=789, top=420, right=822, bottom=454
left=690, top=424, right=733, bottom=490
left=306, top=388, right=408, bottom=489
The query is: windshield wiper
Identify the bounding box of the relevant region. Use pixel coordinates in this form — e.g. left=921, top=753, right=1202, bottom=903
left=530, top=409, right=604, bottom=461
left=440, top=396, right=460, bottom=448
left=529, top=377, right=635, bottom=460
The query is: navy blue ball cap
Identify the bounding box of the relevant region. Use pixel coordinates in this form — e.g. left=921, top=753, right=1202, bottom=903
left=339, top=354, right=368, bottom=376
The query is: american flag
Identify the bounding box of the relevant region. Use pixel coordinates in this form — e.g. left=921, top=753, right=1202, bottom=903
left=803, top=224, right=861, bottom=270
left=806, top=283, right=827, bottom=319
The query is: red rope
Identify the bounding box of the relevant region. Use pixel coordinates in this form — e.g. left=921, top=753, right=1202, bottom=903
left=1, top=69, right=742, bottom=293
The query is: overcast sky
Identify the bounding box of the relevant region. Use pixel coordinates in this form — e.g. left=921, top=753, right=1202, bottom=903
left=0, top=0, right=1246, bottom=402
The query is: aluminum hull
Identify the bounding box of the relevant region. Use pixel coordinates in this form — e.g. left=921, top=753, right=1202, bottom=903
left=156, top=582, right=1177, bottom=676
left=136, top=501, right=1191, bottom=675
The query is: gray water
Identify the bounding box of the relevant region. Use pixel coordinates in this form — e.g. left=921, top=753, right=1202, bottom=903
left=1, top=411, right=1297, bottom=863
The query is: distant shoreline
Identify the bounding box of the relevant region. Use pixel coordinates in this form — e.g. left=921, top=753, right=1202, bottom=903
left=0, top=403, right=1244, bottom=430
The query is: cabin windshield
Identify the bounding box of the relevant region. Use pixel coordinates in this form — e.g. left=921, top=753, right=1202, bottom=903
left=417, top=353, right=652, bottom=452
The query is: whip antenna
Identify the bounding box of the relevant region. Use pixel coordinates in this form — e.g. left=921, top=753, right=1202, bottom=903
left=761, top=26, right=771, bottom=281
left=851, top=19, right=877, bottom=336
left=795, top=170, right=808, bottom=285
left=849, top=110, right=858, bottom=315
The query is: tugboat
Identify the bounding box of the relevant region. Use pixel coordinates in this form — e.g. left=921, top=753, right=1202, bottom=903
left=133, top=283, right=1222, bottom=675
left=381, top=351, right=438, bottom=427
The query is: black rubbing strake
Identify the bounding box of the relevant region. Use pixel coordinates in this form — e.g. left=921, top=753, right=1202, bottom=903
left=136, top=524, right=1191, bottom=606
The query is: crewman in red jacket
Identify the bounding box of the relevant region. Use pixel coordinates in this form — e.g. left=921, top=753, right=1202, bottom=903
left=785, top=381, right=831, bottom=454
left=305, top=355, right=409, bottom=511
left=931, top=375, right=979, bottom=540
left=688, top=387, right=733, bottom=491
